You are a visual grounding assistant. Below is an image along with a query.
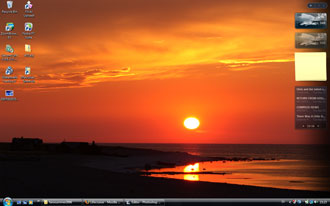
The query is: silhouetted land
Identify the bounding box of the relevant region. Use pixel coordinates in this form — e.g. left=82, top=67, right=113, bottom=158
left=0, top=142, right=329, bottom=198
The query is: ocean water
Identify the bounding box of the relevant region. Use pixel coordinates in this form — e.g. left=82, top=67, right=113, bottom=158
left=103, top=143, right=329, bottom=160
left=103, top=144, right=330, bottom=191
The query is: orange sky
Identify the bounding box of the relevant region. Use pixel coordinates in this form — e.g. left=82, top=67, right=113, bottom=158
left=0, top=0, right=327, bottom=143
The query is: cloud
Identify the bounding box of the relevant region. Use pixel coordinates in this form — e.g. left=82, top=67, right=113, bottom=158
left=218, top=58, right=294, bottom=70
left=14, top=58, right=295, bottom=91
left=30, top=67, right=134, bottom=90
left=0, top=0, right=300, bottom=91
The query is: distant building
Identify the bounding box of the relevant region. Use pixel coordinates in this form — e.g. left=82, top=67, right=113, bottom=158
left=11, top=137, right=43, bottom=151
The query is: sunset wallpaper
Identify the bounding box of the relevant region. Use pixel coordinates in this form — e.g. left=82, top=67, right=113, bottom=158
left=0, top=0, right=330, bottom=198
left=1, top=0, right=327, bottom=144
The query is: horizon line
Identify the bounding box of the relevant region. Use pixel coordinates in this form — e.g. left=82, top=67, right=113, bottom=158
left=0, top=141, right=328, bottom=145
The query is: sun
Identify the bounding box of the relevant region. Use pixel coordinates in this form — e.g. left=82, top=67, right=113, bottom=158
left=184, top=117, right=200, bottom=130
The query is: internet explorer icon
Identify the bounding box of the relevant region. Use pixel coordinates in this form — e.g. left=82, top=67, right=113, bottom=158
left=25, top=1, right=32, bottom=9
left=25, top=22, right=33, bottom=31
left=5, top=22, right=14, bottom=31
left=5, top=66, right=13, bottom=75
left=25, top=67, right=31, bottom=75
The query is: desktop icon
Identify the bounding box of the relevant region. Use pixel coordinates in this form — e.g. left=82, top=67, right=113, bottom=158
left=5, top=66, right=13, bottom=75
left=25, top=67, right=31, bottom=75
left=7, top=1, right=13, bottom=9
left=25, top=1, right=32, bottom=9
left=25, top=22, right=33, bottom=31
left=6, top=44, right=14, bottom=53
left=5, top=90, right=14, bottom=97
left=3, top=197, right=13, bottom=206
left=5, top=22, right=14, bottom=31
left=25, top=44, right=31, bottom=52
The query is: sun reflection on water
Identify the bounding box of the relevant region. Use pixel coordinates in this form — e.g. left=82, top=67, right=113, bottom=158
left=184, top=174, right=199, bottom=181
left=184, top=163, right=200, bottom=173
left=183, top=163, right=200, bottom=181
left=146, top=160, right=329, bottom=191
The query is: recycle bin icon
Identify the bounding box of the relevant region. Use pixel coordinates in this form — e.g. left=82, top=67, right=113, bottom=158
left=7, top=1, right=13, bottom=9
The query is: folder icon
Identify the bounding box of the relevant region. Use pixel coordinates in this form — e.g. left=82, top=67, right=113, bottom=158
left=295, top=52, right=327, bottom=81
left=25, top=44, right=31, bottom=52
left=43, top=200, right=48, bottom=205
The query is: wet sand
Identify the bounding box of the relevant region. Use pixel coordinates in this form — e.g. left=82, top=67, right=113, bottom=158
left=0, top=144, right=329, bottom=197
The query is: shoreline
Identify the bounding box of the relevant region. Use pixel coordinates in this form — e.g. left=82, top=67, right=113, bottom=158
left=1, top=162, right=329, bottom=198
left=83, top=145, right=279, bottom=173
left=1, top=142, right=330, bottom=197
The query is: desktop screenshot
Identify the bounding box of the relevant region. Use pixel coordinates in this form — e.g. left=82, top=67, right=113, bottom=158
left=0, top=0, right=329, bottom=205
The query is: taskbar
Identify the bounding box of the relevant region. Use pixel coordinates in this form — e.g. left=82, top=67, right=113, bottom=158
left=1, top=198, right=330, bottom=206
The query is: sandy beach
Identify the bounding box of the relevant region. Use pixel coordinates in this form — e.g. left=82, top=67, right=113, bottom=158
left=0, top=143, right=329, bottom=198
